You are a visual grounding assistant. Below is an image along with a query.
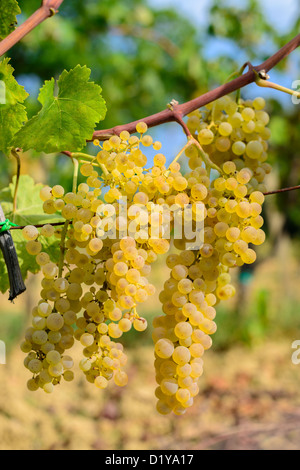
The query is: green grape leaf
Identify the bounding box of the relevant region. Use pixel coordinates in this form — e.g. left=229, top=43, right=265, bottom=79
left=0, top=58, right=28, bottom=154
left=13, top=65, right=107, bottom=153
left=0, top=0, right=21, bottom=40
left=0, top=175, right=62, bottom=293
left=0, top=175, right=62, bottom=227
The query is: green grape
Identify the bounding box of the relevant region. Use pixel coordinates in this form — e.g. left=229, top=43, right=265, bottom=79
left=246, top=140, right=264, bottom=159
left=136, top=122, right=148, bottom=134
left=32, top=330, right=48, bottom=345
left=174, top=322, right=193, bottom=340
left=218, top=122, right=232, bottom=136
left=41, top=224, right=55, bottom=237
left=36, top=252, right=50, bottom=266
left=241, top=107, right=255, bottom=121
left=253, top=97, right=266, bottom=110
left=160, top=378, right=178, bottom=396
left=22, top=225, right=39, bottom=241
left=95, top=376, right=108, bottom=389
left=42, top=262, right=59, bottom=280
left=172, top=346, right=191, bottom=365
left=215, top=136, right=231, bottom=152
left=40, top=186, right=53, bottom=202
left=232, top=141, right=246, bottom=156
left=114, top=371, right=128, bottom=387
left=46, top=350, right=61, bottom=365
left=48, top=363, right=64, bottom=377
left=27, top=379, right=39, bottom=392
left=155, top=339, right=175, bottom=359
left=236, top=168, right=252, bottom=184
left=241, top=248, right=257, bottom=264
left=26, top=241, right=42, bottom=255
left=46, top=313, right=64, bottom=331
left=52, top=185, right=65, bottom=198
left=28, top=359, right=43, bottom=374
left=198, top=129, right=214, bottom=145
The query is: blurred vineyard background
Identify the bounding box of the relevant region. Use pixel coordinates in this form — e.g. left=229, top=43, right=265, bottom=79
left=1, top=0, right=300, bottom=450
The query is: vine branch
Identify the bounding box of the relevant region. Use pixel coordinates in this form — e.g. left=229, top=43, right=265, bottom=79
left=92, top=33, right=300, bottom=141
left=0, top=0, right=65, bottom=58
left=1, top=1, right=300, bottom=201
left=9, top=222, right=65, bottom=231
left=263, top=185, right=300, bottom=196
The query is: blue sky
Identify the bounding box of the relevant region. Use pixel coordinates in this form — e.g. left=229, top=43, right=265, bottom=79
left=147, top=0, right=300, bottom=160
left=149, top=0, right=299, bottom=34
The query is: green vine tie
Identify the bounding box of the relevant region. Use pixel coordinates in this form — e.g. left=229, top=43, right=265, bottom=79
left=0, top=219, right=19, bottom=233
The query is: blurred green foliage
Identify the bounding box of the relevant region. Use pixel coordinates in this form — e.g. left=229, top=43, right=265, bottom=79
left=14, top=0, right=209, bottom=124
left=0, top=310, right=27, bottom=351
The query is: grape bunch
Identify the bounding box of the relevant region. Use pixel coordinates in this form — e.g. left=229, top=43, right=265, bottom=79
left=20, top=122, right=170, bottom=392
left=20, top=94, right=270, bottom=416
left=152, top=94, right=270, bottom=415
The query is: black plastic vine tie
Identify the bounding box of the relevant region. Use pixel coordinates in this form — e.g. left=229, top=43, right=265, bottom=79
left=0, top=206, right=26, bottom=301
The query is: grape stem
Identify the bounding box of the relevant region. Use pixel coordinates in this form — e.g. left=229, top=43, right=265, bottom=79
left=191, top=137, right=222, bottom=173
left=166, top=136, right=222, bottom=175
left=166, top=139, right=195, bottom=175
left=58, top=221, right=69, bottom=278
left=133, top=307, right=139, bottom=319
left=71, top=152, right=95, bottom=162
left=235, top=63, right=252, bottom=103
left=224, top=62, right=250, bottom=83
left=11, top=149, right=21, bottom=217
left=99, top=163, right=109, bottom=177
left=255, top=76, right=300, bottom=100
left=71, top=157, right=79, bottom=193
left=167, top=100, right=192, bottom=138
left=69, top=151, right=109, bottom=177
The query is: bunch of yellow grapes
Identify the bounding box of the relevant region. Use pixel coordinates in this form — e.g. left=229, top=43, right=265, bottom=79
left=20, top=94, right=270, bottom=415
left=153, top=95, right=270, bottom=414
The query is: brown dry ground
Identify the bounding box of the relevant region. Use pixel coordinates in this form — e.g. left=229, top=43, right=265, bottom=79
left=1, top=236, right=300, bottom=450
left=0, top=338, right=300, bottom=450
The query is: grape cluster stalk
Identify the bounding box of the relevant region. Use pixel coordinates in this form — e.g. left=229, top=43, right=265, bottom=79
left=20, top=94, right=270, bottom=415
